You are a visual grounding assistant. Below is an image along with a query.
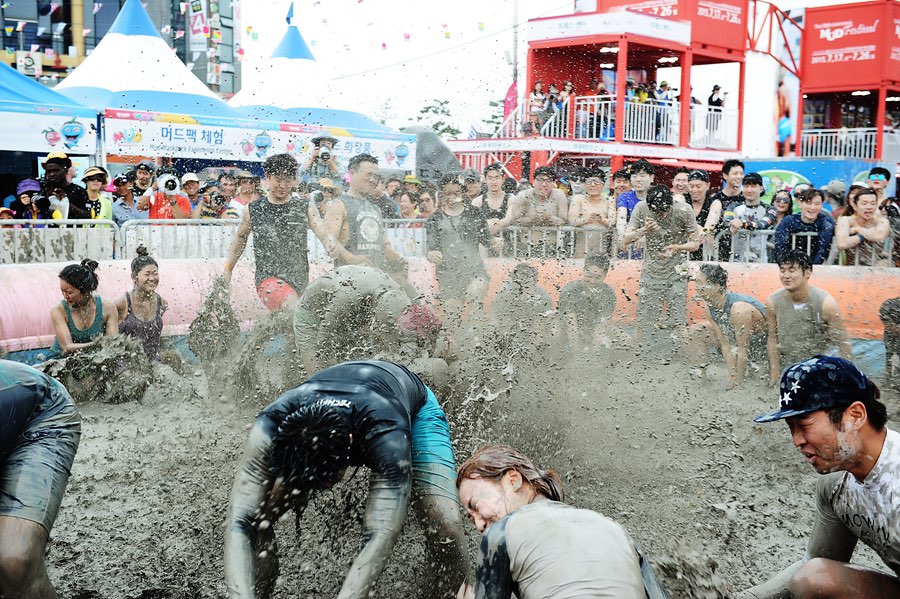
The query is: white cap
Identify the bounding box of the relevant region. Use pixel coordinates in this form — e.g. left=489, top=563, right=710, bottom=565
left=181, top=173, right=200, bottom=184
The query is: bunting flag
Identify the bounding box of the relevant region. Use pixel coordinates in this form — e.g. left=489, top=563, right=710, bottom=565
left=0, top=3, right=9, bottom=9
left=179, top=2, right=187, bottom=14
left=161, top=24, right=171, bottom=34
left=186, top=62, right=194, bottom=69
left=285, top=2, right=294, bottom=25
left=478, top=22, right=485, bottom=31
left=54, top=22, right=66, bottom=34
left=3, top=27, right=13, bottom=36
left=5, top=47, right=14, bottom=57
left=82, top=28, right=92, bottom=36
left=503, top=79, right=518, bottom=118
left=212, top=30, right=221, bottom=42
left=381, top=42, right=387, bottom=50
left=403, top=32, right=410, bottom=41
left=310, top=39, right=316, bottom=46
left=16, top=21, right=27, bottom=32
left=30, top=43, right=40, bottom=52
left=175, top=30, right=185, bottom=39
left=203, top=26, right=209, bottom=38
left=251, top=32, right=258, bottom=41
left=444, top=31, right=451, bottom=39
left=93, top=3, right=103, bottom=14
left=45, top=48, right=55, bottom=58
left=36, top=26, right=45, bottom=36
left=49, top=3, right=59, bottom=13
left=245, top=26, right=252, bottom=34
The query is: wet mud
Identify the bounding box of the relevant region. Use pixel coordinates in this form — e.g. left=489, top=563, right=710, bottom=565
left=44, top=320, right=892, bottom=598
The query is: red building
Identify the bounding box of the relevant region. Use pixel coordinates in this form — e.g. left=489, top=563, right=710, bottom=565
left=798, top=0, right=900, bottom=164
left=449, top=0, right=751, bottom=181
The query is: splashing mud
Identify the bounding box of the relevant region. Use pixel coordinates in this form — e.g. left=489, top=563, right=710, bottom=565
left=188, top=278, right=240, bottom=363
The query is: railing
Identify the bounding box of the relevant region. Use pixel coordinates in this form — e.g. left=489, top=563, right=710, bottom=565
left=572, top=96, right=616, bottom=140
left=709, top=230, right=842, bottom=265
left=493, top=102, right=527, bottom=139
left=119, top=219, right=243, bottom=260
left=539, top=97, right=571, bottom=138
left=690, top=105, right=739, bottom=150
left=800, top=127, right=877, bottom=159
left=624, top=100, right=679, bottom=145
left=0, top=219, right=118, bottom=264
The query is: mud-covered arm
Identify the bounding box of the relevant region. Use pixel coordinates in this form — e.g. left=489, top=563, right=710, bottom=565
left=473, top=519, right=514, bottom=599
left=738, top=474, right=857, bottom=599
left=338, top=431, right=414, bottom=599
left=224, top=421, right=277, bottom=598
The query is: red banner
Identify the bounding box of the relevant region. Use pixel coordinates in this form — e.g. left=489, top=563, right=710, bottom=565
left=802, top=3, right=888, bottom=91
left=503, top=80, right=518, bottom=119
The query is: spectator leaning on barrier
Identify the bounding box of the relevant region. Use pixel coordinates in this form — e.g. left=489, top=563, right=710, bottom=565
left=236, top=170, right=262, bottom=206
left=41, top=152, right=89, bottom=220
left=472, top=163, right=512, bottom=236
left=867, top=166, right=891, bottom=203
left=416, top=183, right=437, bottom=219
left=181, top=173, right=201, bottom=210
left=714, top=159, right=745, bottom=258
left=611, top=168, right=631, bottom=201
left=764, top=250, right=851, bottom=386
left=569, top=167, right=616, bottom=256
left=218, top=171, right=239, bottom=205
left=143, top=167, right=191, bottom=220
left=686, top=170, right=721, bottom=260
left=728, top=172, right=775, bottom=262
left=81, top=167, right=113, bottom=222
left=496, top=166, right=568, bottom=230
left=835, top=187, right=891, bottom=266
left=774, top=187, right=835, bottom=265
left=111, top=172, right=147, bottom=226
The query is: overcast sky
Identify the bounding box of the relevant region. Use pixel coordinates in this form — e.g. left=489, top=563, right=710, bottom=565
left=239, top=0, right=864, bottom=143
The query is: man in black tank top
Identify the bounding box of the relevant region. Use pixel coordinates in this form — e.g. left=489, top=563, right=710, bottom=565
left=323, top=153, right=407, bottom=275
left=224, top=153, right=334, bottom=311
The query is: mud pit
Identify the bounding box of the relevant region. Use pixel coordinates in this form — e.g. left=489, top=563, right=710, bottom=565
left=45, top=338, right=892, bottom=598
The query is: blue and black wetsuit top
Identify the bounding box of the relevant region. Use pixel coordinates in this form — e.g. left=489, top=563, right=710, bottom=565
left=257, top=360, right=427, bottom=480
left=0, top=360, right=68, bottom=459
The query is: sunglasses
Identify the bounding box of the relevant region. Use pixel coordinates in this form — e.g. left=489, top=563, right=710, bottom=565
left=84, top=176, right=106, bottom=183
left=869, top=174, right=887, bottom=181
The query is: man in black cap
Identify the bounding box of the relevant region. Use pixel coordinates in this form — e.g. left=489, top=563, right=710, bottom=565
left=725, top=172, right=775, bottom=262
left=301, top=135, right=340, bottom=180
left=132, top=160, right=155, bottom=197
left=738, top=355, right=900, bottom=599
left=40, top=152, right=90, bottom=219
left=622, top=185, right=700, bottom=347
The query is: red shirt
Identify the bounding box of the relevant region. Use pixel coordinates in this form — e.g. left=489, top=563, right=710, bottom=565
left=148, top=193, right=191, bottom=219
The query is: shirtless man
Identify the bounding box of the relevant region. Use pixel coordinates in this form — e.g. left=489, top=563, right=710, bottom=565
left=691, top=264, right=767, bottom=388
left=568, top=167, right=616, bottom=255
left=495, top=166, right=567, bottom=229
left=323, top=153, right=406, bottom=274
left=739, top=356, right=900, bottom=599
left=765, top=250, right=851, bottom=385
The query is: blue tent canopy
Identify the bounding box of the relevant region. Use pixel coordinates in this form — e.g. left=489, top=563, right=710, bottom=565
left=0, top=62, right=96, bottom=117
left=235, top=105, right=395, bottom=135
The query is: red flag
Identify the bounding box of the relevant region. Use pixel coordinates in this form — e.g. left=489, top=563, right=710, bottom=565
left=503, top=80, right=518, bottom=119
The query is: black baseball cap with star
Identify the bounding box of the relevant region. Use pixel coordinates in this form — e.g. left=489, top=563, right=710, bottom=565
left=754, top=356, right=870, bottom=423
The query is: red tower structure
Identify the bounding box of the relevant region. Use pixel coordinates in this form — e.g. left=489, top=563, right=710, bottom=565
left=798, top=0, right=900, bottom=164
left=449, top=0, right=751, bottom=180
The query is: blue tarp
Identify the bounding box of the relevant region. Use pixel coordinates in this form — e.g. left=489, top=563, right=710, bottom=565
left=0, top=62, right=96, bottom=118
left=235, top=105, right=395, bottom=135
left=60, top=88, right=243, bottom=120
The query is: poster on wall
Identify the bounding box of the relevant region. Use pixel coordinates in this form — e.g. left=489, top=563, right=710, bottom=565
left=3, top=111, right=97, bottom=154
left=802, top=3, right=885, bottom=91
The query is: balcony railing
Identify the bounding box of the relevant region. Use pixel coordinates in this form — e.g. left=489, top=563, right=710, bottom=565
left=689, top=105, right=739, bottom=150
left=800, top=127, right=877, bottom=159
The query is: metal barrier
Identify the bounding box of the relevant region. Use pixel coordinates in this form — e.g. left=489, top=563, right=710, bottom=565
left=572, top=96, right=616, bottom=140
left=500, top=226, right=615, bottom=260
left=119, top=219, right=243, bottom=260
left=0, top=219, right=119, bottom=264
left=385, top=220, right=427, bottom=257
left=710, top=229, right=839, bottom=264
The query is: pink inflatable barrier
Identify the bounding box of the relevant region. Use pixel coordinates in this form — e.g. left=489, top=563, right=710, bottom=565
left=0, top=258, right=894, bottom=353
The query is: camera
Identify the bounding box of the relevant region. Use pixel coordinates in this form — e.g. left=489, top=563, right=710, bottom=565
left=319, top=148, right=331, bottom=161
left=209, top=192, right=226, bottom=206
left=157, top=173, right=181, bottom=197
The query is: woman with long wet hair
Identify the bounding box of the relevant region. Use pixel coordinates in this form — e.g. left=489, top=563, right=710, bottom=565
left=455, top=444, right=658, bottom=599
left=49, top=259, right=118, bottom=357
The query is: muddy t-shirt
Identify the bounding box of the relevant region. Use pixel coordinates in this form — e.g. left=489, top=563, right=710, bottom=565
left=815, top=428, right=900, bottom=576
left=257, top=360, right=427, bottom=478
left=473, top=501, right=645, bottom=599
left=558, top=280, right=616, bottom=327
left=248, top=196, right=310, bottom=293
left=339, top=194, right=386, bottom=266
left=628, top=201, right=698, bottom=283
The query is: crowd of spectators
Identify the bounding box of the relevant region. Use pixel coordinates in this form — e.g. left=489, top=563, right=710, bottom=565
left=2, top=150, right=897, bottom=269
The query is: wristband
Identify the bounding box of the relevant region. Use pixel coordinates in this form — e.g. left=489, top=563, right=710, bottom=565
left=857, top=233, right=865, bottom=243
